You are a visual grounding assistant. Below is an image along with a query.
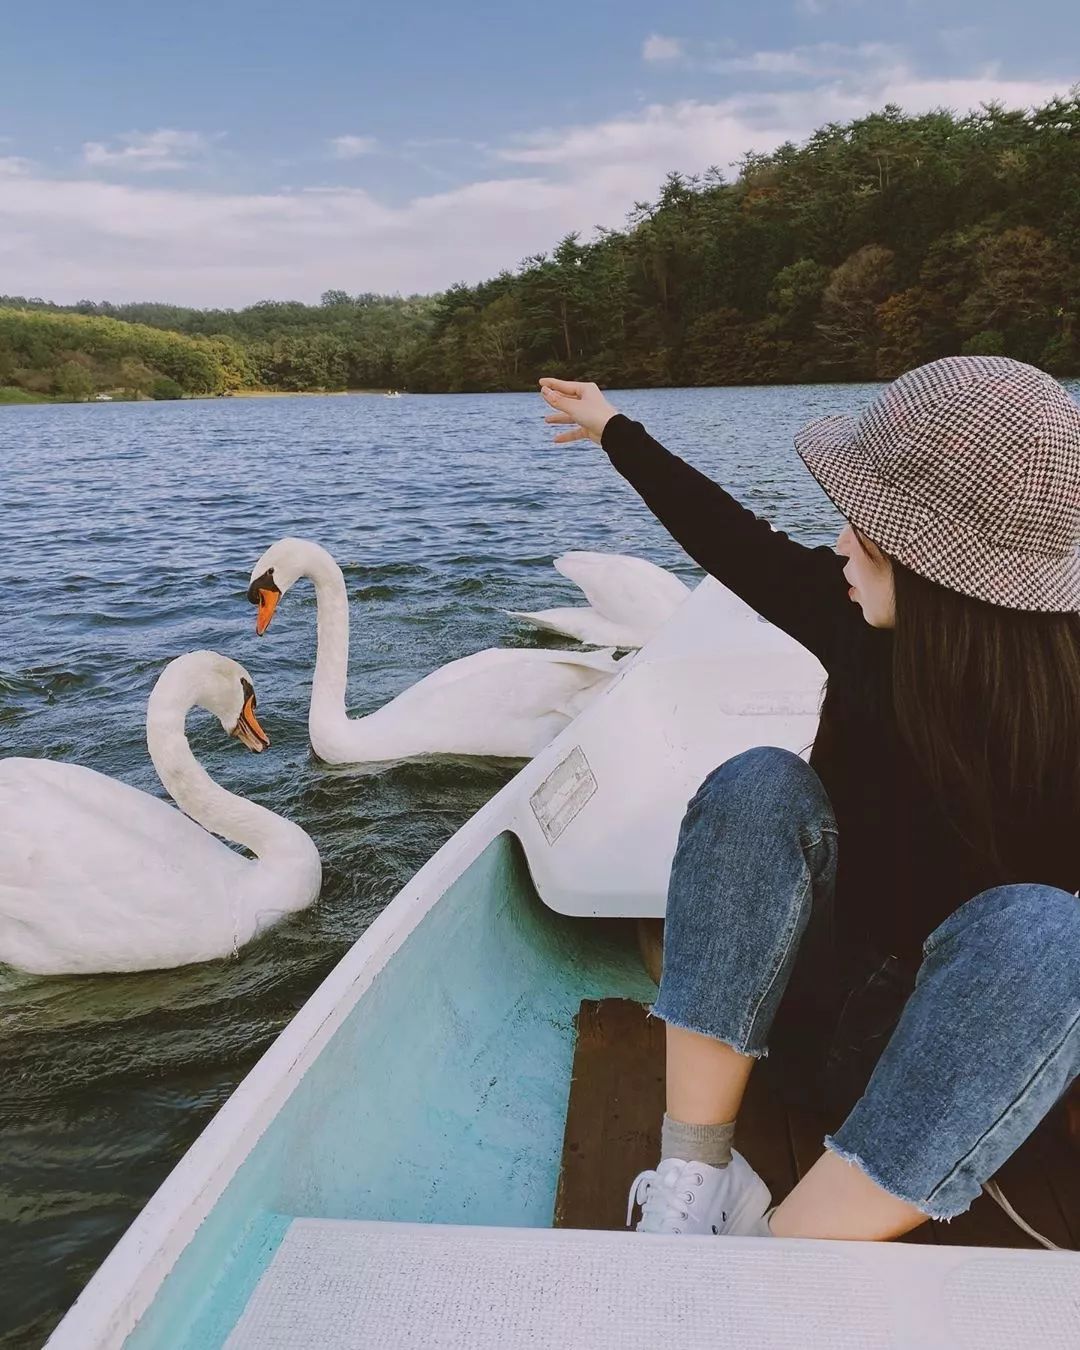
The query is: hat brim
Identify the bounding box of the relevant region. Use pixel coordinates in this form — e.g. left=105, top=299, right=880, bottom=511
left=794, top=413, right=1080, bottom=612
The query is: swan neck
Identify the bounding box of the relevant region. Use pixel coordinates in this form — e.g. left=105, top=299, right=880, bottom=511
left=310, top=558, right=350, bottom=723
left=146, top=686, right=295, bottom=860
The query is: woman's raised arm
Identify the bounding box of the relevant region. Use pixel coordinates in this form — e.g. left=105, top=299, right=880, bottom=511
left=540, top=378, right=851, bottom=666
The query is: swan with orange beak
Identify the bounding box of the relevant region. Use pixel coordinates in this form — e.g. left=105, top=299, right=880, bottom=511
left=0, top=652, right=321, bottom=974
left=233, top=676, right=271, bottom=750
left=249, top=571, right=282, bottom=637
left=247, top=537, right=622, bottom=764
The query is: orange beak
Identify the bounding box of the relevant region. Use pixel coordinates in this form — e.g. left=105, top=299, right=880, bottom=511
left=255, top=587, right=281, bottom=636
left=232, top=690, right=270, bottom=752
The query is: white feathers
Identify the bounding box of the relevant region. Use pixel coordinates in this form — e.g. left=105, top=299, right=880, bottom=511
left=250, top=538, right=622, bottom=763
left=0, top=654, right=321, bottom=976
left=508, top=551, right=689, bottom=649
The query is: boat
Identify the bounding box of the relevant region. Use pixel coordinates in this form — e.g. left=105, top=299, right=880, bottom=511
left=46, top=577, right=1079, bottom=1349
left=383, top=389, right=403, bottom=398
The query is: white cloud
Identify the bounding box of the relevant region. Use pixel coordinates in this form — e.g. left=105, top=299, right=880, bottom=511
left=0, top=155, right=31, bottom=176
left=82, top=129, right=211, bottom=172
left=711, top=42, right=898, bottom=78
left=328, top=134, right=378, bottom=159
left=642, top=34, right=684, bottom=63
left=2, top=63, right=1070, bottom=306
left=493, top=57, right=1060, bottom=175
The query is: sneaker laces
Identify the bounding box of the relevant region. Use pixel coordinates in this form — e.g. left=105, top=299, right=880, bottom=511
left=982, top=1180, right=1065, bottom=1251
left=626, top=1163, right=704, bottom=1233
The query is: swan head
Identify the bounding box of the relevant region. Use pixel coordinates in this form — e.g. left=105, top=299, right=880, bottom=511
left=153, top=651, right=270, bottom=752
left=247, top=537, right=338, bottom=635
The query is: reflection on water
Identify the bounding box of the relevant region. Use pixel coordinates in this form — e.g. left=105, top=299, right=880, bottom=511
left=0, top=381, right=937, bottom=1344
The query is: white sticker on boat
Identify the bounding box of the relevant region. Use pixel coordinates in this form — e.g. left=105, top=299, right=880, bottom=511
left=530, top=745, right=597, bottom=845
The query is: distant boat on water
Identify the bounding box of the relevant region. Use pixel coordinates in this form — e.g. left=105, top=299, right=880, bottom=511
left=384, top=389, right=403, bottom=397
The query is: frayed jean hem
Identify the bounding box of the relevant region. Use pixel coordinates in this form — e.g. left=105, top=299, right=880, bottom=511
left=649, top=1000, right=768, bottom=1061
left=823, top=1134, right=968, bottom=1222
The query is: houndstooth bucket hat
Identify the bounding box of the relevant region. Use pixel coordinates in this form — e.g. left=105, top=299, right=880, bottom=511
left=794, top=355, right=1080, bottom=612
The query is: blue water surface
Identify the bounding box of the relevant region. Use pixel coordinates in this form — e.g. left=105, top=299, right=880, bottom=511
left=0, top=382, right=984, bottom=1345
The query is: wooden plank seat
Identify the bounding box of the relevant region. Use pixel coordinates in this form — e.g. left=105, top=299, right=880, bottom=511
left=555, top=999, right=1077, bottom=1250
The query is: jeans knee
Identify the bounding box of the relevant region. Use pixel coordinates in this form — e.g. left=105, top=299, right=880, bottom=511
left=694, top=745, right=811, bottom=801
left=688, top=746, right=834, bottom=841
left=923, top=883, right=1080, bottom=976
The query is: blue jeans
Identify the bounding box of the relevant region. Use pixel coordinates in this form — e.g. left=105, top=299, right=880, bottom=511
left=652, top=745, right=1080, bottom=1219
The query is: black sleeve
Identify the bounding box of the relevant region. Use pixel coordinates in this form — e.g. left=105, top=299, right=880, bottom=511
left=600, top=413, right=851, bottom=667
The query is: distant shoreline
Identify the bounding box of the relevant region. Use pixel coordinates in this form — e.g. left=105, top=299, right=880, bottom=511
left=218, top=388, right=397, bottom=399
left=0, top=386, right=405, bottom=406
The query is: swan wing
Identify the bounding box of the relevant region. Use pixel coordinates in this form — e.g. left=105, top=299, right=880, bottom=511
left=396, top=646, right=619, bottom=737
left=554, top=552, right=690, bottom=635
left=346, top=648, right=620, bottom=759
left=0, top=758, right=247, bottom=975
left=506, top=608, right=641, bottom=648
left=390, top=644, right=618, bottom=697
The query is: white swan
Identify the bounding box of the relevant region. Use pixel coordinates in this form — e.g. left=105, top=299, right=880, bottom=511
left=247, top=538, right=621, bottom=763
left=508, top=551, right=690, bottom=648
left=0, top=652, right=322, bottom=976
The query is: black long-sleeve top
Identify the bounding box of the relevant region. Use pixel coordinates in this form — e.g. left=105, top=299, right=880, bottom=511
left=601, top=412, right=995, bottom=963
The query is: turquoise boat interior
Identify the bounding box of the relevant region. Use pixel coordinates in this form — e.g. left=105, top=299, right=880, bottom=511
left=125, top=833, right=655, bottom=1349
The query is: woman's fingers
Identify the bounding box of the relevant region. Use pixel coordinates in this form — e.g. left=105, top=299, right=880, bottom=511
left=539, top=375, right=613, bottom=447
left=539, top=377, right=585, bottom=396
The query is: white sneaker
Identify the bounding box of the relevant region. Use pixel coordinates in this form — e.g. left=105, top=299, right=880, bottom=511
left=626, top=1150, right=772, bottom=1236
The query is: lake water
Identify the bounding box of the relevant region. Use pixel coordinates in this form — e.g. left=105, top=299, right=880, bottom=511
left=4, top=380, right=1055, bottom=1346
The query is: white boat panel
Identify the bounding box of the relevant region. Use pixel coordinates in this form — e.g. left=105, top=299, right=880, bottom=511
left=512, top=577, right=825, bottom=917
left=225, top=1218, right=1080, bottom=1350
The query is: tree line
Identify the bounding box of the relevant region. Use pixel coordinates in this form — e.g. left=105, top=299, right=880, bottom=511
left=3, top=91, right=1079, bottom=402
left=0, top=309, right=253, bottom=401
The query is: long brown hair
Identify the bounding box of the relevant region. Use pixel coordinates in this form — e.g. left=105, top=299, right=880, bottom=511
left=889, top=556, right=1080, bottom=886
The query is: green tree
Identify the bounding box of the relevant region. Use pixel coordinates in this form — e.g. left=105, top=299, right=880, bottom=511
left=150, top=375, right=185, bottom=399
left=767, top=260, right=831, bottom=337
left=959, top=226, right=1071, bottom=360
left=54, top=361, right=94, bottom=401
left=961, top=330, right=1007, bottom=356
left=817, top=245, right=896, bottom=376
left=119, top=356, right=154, bottom=398
left=876, top=287, right=941, bottom=378
left=469, top=292, right=526, bottom=389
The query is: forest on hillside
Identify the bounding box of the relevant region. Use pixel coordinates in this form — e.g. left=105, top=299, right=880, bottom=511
left=3, top=92, right=1079, bottom=400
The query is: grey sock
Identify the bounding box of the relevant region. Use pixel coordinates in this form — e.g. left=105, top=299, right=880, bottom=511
left=661, top=1113, right=736, bottom=1169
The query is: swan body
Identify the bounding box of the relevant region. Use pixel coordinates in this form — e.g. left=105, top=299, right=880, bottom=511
left=248, top=539, right=622, bottom=764
left=508, top=551, right=690, bottom=648
left=0, top=652, right=322, bottom=976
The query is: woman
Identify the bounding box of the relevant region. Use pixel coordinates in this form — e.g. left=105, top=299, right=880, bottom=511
left=539, top=356, right=1080, bottom=1242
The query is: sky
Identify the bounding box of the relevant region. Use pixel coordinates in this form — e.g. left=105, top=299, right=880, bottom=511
left=0, top=0, right=1077, bottom=308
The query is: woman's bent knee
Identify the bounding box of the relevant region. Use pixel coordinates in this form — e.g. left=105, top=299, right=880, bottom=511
left=923, top=883, right=1080, bottom=968
left=662, top=750, right=838, bottom=1054
left=687, top=745, right=835, bottom=840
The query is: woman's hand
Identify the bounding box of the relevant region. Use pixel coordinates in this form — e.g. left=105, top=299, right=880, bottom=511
left=539, top=377, right=620, bottom=445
